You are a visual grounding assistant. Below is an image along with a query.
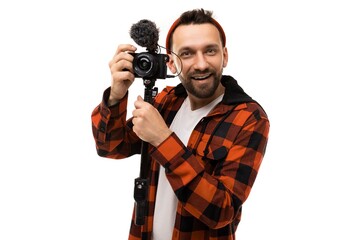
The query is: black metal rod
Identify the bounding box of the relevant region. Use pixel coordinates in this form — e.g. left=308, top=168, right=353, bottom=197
left=133, top=79, right=157, bottom=226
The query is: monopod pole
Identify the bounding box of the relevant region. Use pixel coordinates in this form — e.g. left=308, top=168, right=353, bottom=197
left=133, top=78, right=158, bottom=226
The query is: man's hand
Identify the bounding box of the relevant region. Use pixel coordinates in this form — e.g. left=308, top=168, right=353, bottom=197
left=132, top=96, right=172, bottom=147
left=108, top=44, right=137, bottom=106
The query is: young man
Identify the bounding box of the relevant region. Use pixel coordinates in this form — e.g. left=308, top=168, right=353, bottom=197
left=91, top=8, right=270, bottom=240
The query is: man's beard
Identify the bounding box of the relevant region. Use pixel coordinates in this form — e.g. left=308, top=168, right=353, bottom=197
left=179, top=69, right=223, bottom=99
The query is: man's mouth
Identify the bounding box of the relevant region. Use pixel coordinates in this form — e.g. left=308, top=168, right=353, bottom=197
left=191, top=73, right=212, bottom=80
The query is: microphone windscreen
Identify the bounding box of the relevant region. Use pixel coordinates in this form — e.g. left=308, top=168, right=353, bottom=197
left=130, top=19, right=159, bottom=52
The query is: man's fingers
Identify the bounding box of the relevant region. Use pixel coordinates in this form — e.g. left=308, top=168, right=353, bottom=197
left=114, top=44, right=137, bottom=57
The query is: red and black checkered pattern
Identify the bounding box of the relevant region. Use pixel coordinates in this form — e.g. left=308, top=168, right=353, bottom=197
left=91, top=75, right=270, bottom=240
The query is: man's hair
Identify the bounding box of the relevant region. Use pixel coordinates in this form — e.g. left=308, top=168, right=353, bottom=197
left=165, top=8, right=226, bottom=53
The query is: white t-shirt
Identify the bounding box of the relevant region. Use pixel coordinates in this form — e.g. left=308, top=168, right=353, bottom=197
left=152, top=94, right=223, bottom=240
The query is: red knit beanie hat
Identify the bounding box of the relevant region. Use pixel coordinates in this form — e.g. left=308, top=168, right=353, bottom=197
left=165, top=17, right=226, bottom=54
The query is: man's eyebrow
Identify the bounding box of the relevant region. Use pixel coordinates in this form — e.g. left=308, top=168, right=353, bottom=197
left=205, top=44, right=221, bottom=49
left=177, top=47, right=191, bottom=52
left=178, top=44, right=220, bottom=52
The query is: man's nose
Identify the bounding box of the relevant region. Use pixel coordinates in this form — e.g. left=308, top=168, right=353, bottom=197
left=193, top=53, right=209, bottom=70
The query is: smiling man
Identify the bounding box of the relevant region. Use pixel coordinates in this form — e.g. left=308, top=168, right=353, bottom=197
left=91, top=8, right=270, bottom=240
left=168, top=22, right=227, bottom=109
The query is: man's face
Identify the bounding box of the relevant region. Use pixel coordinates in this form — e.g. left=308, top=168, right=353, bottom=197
left=168, top=23, right=228, bottom=99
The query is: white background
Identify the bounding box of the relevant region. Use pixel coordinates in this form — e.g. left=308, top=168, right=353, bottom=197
left=1, top=0, right=359, bottom=239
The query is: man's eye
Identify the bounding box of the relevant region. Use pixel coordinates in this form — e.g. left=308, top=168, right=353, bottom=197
left=180, top=51, right=191, bottom=57
left=207, top=49, right=217, bottom=55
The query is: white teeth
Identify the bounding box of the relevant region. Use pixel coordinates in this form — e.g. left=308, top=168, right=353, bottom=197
left=193, top=74, right=211, bottom=80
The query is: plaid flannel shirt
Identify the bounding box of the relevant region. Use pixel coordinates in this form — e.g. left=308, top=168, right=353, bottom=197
left=91, top=75, right=270, bottom=240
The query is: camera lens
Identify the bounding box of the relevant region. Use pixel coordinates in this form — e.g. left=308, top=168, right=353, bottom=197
left=133, top=52, right=158, bottom=78
left=138, top=57, right=152, bottom=71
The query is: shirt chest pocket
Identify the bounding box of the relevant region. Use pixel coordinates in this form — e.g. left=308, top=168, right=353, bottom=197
left=196, top=141, right=229, bottom=175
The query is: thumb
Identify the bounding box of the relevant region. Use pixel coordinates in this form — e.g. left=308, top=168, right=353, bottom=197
left=134, top=95, right=144, bottom=109
left=137, top=95, right=144, bottom=101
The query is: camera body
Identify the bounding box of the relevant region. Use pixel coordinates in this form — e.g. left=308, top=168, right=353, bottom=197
left=131, top=52, right=169, bottom=79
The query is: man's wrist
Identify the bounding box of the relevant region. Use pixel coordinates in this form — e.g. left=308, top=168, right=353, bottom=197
left=152, top=130, right=173, bottom=148
left=107, top=97, right=121, bottom=107
left=107, top=91, right=128, bottom=107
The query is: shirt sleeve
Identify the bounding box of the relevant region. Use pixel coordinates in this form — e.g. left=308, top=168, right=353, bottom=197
left=91, top=87, right=141, bottom=158
left=150, top=107, right=270, bottom=229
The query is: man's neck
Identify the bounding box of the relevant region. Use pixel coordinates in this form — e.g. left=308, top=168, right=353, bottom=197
left=188, top=85, right=225, bottom=110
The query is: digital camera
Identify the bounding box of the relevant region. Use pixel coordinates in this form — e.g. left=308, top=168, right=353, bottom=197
left=132, top=52, right=169, bottom=79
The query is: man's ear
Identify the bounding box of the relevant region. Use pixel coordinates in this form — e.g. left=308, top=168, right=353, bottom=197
left=223, top=47, right=229, bottom=68
left=167, top=54, right=178, bottom=74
